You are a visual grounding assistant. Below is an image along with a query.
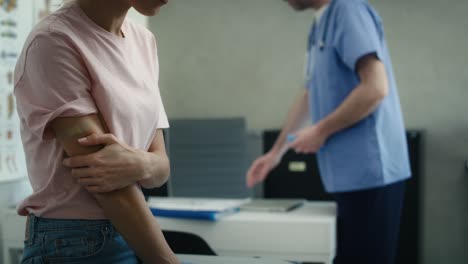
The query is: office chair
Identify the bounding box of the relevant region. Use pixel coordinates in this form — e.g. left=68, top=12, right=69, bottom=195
left=166, top=118, right=251, bottom=198
left=162, top=230, right=217, bottom=256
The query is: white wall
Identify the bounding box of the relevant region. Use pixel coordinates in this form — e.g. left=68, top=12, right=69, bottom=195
left=150, top=0, right=311, bottom=130
left=149, top=0, right=468, bottom=263
left=372, top=0, right=468, bottom=263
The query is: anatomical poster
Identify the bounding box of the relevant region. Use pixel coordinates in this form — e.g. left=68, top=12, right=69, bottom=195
left=0, top=0, right=32, bottom=182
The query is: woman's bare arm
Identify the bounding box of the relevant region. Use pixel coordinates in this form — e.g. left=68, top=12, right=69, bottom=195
left=137, top=130, right=171, bottom=189
left=51, top=114, right=178, bottom=264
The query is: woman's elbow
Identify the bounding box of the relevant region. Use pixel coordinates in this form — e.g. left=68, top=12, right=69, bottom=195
left=158, top=161, right=171, bottom=187
left=141, top=157, right=170, bottom=189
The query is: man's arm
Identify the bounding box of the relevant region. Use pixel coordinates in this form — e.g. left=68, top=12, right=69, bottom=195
left=288, top=53, right=389, bottom=154
left=314, top=53, right=389, bottom=136
left=51, top=114, right=178, bottom=264
left=246, top=89, right=310, bottom=187
left=269, top=89, right=310, bottom=159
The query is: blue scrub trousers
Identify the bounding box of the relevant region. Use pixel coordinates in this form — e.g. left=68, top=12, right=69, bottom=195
left=332, top=180, right=406, bottom=264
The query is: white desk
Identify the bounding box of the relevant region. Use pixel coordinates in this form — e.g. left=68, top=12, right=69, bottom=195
left=157, top=202, right=336, bottom=264
left=2, top=201, right=336, bottom=264
left=178, top=254, right=291, bottom=264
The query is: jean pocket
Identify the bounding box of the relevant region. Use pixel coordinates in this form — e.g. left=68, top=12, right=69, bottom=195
left=42, top=226, right=109, bottom=261
left=21, top=256, right=44, bottom=264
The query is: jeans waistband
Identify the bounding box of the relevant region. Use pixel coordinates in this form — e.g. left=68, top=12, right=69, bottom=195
left=27, top=214, right=113, bottom=233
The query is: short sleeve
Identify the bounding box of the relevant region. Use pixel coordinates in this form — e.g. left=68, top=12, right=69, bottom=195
left=14, top=33, right=98, bottom=140
left=155, top=91, right=169, bottom=129
left=332, top=1, right=383, bottom=72
left=151, top=34, right=169, bottom=129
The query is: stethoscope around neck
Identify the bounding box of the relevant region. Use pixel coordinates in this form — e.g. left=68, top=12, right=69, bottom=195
left=308, top=2, right=335, bottom=52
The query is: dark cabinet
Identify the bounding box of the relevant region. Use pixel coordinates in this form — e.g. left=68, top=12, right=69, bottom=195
left=263, top=130, right=423, bottom=264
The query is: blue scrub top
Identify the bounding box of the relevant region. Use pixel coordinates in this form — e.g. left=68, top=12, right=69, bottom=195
left=306, top=0, right=411, bottom=193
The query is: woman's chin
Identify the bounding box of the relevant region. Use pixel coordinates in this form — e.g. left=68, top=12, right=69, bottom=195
left=137, top=7, right=161, bottom=17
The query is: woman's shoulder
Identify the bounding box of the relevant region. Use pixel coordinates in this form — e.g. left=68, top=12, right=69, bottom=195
left=14, top=12, right=80, bottom=89
left=23, top=7, right=78, bottom=55
left=33, top=4, right=77, bottom=38
left=22, top=23, right=76, bottom=63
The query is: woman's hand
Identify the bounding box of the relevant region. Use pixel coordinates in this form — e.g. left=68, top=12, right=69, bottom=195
left=288, top=125, right=329, bottom=154
left=63, top=133, right=146, bottom=193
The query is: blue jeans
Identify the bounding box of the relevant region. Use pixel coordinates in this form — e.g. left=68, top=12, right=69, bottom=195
left=21, top=215, right=142, bottom=264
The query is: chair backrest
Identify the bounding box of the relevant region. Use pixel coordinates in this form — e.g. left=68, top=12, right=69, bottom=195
left=166, top=118, right=251, bottom=198
left=163, top=230, right=216, bottom=256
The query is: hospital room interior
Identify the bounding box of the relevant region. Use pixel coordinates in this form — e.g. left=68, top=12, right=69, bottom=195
left=0, top=0, right=467, bottom=264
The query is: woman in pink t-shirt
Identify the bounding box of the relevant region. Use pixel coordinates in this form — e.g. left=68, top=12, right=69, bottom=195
left=14, top=0, right=178, bottom=263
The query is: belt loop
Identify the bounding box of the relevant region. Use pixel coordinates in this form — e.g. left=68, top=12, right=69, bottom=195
left=24, top=214, right=31, bottom=244
left=25, top=214, right=37, bottom=246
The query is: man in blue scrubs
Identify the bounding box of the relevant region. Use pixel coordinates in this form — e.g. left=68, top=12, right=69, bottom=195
left=246, top=0, right=411, bottom=263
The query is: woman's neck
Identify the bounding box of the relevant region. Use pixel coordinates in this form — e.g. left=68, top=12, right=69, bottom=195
left=77, top=0, right=131, bottom=37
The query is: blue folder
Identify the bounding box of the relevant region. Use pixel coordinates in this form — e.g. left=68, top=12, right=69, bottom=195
left=150, top=207, right=240, bottom=221
left=148, top=197, right=248, bottom=221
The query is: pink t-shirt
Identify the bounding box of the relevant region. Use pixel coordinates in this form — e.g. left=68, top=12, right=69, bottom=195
left=14, top=2, right=169, bottom=219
